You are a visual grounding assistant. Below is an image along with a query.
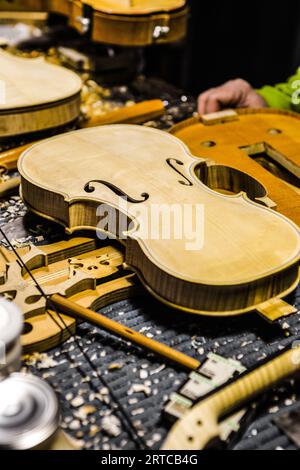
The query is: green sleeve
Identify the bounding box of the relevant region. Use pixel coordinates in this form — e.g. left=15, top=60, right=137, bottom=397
left=257, top=67, right=300, bottom=112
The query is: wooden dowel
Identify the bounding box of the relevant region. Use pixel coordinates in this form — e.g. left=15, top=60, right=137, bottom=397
left=51, top=293, right=200, bottom=371
left=81, top=100, right=165, bottom=128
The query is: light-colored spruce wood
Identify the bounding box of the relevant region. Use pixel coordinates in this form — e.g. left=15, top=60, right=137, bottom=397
left=0, top=49, right=82, bottom=139
left=0, top=237, right=201, bottom=370
left=171, top=108, right=300, bottom=227
left=162, top=344, right=300, bottom=450
left=18, top=124, right=300, bottom=317
left=69, top=0, right=188, bottom=46
left=47, top=0, right=71, bottom=15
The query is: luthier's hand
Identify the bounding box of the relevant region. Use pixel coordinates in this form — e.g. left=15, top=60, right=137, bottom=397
left=198, top=79, right=268, bottom=115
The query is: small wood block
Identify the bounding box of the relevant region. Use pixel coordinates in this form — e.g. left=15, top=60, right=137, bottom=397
left=257, top=298, right=297, bottom=322
left=255, top=195, right=277, bottom=210
left=201, top=110, right=239, bottom=126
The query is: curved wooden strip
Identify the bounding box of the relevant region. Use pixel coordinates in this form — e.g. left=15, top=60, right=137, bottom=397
left=171, top=108, right=300, bottom=226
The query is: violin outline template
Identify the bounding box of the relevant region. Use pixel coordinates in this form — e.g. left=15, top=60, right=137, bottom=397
left=163, top=344, right=300, bottom=450
left=18, top=124, right=300, bottom=319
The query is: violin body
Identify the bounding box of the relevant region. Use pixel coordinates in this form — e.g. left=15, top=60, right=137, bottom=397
left=0, top=50, right=81, bottom=139
left=18, top=125, right=300, bottom=318
left=69, top=0, right=188, bottom=46
left=171, top=109, right=300, bottom=227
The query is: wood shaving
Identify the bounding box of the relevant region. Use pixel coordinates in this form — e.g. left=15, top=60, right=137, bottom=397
left=101, top=415, right=122, bottom=437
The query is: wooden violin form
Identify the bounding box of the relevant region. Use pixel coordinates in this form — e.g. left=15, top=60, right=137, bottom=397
left=171, top=108, right=300, bottom=227
left=0, top=49, right=81, bottom=140
left=18, top=125, right=300, bottom=318
left=0, top=0, right=48, bottom=11
left=0, top=0, right=188, bottom=46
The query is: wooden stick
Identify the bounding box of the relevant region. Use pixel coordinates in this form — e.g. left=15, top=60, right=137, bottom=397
left=81, top=100, right=165, bottom=128
left=163, top=345, right=300, bottom=449
left=51, top=293, right=200, bottom=371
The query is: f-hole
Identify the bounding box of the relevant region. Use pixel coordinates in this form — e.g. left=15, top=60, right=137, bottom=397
left=240, top=142, right=300, bottom=193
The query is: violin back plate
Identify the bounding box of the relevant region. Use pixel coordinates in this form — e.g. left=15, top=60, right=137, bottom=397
left=18, top=125, right=300, bottom=316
